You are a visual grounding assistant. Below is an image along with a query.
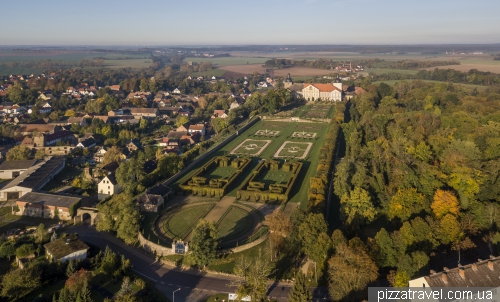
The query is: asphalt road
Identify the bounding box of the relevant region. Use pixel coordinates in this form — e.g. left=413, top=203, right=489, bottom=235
left=73, top=224, right=331, bottom=302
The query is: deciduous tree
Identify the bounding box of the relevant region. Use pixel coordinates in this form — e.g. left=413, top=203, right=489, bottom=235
left=188, top=219, right=218, bottom=268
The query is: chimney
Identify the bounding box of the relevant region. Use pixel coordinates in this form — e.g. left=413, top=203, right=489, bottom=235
left=472, top=264, right=478, bottom=271
left=459, top=267, right=465, bottom=279
left=441, top=273, right=448, bottom=284
left=443, top=267, right=449, bottom=271
left=430, top=270, right=436, bottom=275
left=488, top=260, right=494, bottom=271
left=478, top=258, right=483, bottom=262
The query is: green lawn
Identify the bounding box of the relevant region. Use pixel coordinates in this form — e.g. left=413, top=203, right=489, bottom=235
left=206, top=165, right=237, bottom=180
left=165, top=204, right=214, bottom=239
left=207, top=239, right=268, bottom=274
left=230, top=139, right=271, bottom=155
left=275, top=142, right=312, bottom=158
left=366, top=68, right=420, bottom=75
left=254, top=170, right=292, bottom=186
left=184, top=56, right=267, bottom=66
left=217, top=206, right=253, bottom=241
left=191, top=68, right=228, bottom=77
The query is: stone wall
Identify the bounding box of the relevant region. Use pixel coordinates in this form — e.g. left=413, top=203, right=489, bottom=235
left=137, top=231, right=173, bottom=256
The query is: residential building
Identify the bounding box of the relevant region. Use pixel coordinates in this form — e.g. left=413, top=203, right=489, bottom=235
left=94, top=147, right=107, bottom=163
left=188, top=124, right=206, bottom=136
left=212, top=110, right=228, bottom=118
left=136, top=183, right=172, bottom=213
left=98, top=173, right=121, bottom=198
left=15, top=192, right=81, bottom=220
left=129, top=108, right=158, bottom=118
left=409, top=256, right=500, bottom=288
left=44, top=234, right=89, bottom=263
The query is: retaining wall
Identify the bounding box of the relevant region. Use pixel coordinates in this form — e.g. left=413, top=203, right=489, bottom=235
left=138, top=231, right=173, bottom=256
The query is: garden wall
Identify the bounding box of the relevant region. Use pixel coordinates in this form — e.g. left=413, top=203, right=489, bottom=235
left=138, top=231, right=174, bottom=256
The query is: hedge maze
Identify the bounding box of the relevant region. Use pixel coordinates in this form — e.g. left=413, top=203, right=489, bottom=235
left=179, top=156, right=251, bottom=197
left=237, top=160, right=302, bottom=203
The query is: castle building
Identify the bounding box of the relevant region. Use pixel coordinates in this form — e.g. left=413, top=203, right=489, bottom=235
left=302, top=76, right=343, bottom=102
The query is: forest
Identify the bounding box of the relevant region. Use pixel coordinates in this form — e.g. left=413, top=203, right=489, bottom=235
left=332, top=80, right=500, bottom=294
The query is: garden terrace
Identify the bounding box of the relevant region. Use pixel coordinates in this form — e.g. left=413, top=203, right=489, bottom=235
left=179, top=156, right=251, bottom=197
left=237, top=160, right=302, bottom=203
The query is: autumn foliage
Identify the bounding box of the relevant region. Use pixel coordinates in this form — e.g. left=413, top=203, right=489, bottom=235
left=431, top=189, right=460, bottom=219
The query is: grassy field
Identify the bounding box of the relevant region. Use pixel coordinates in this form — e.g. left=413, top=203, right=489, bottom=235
left=0, top=67, right=45, bottom=76
left=364, top=68, right=420, bottom=75
left=372, top=79, right=489, bottom=91
left=184, top=56, right=267, bottom=66
left=230, top=139, right=271, bottom=156
left=165, top=204, right=214, bottom=239
left=217, top=206, right=253, bottom=241
left=207, top=165, right=237, bottom=180
left=173, top=107, right=333, bottom=208
left=191, top=68, right=228, bottom=77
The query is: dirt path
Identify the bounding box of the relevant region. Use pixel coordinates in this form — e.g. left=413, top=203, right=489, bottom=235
left=203, top=196, right=235, bottom=223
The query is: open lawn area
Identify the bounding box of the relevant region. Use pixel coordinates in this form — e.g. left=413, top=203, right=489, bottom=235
left=206, top=165, right=237, bottom=180
left=217, top=206, right=254, bottom=241
left=191, top=68, right=228, bottom=77
left=254, top=170, right=292, bottom=186
left=164, top=204, right=214, bottom=240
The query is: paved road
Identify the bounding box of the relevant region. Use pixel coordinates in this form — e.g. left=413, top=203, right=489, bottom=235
left=73, top=224, right=331, bottom=302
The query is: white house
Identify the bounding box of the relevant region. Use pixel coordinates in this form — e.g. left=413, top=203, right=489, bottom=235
left=172, top=88, right=181, bottom=95
left=40, top=102, right=52, bottom=114
left=94, top=147, right=107, bottom=163
left=44, top=234, right=89, bottom=263
left=188, top=124, right=206, bottom=136
left=98, top=173, right=122, bottom=198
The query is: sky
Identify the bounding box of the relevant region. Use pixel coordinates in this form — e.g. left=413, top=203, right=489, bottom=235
left=1, top=0, right=499, bottom=45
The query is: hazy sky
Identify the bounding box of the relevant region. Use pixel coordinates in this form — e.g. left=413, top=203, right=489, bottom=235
left=1, top=0, right=499, bottom=45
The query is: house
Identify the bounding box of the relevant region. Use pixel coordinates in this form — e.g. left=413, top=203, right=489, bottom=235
left=229, top=101, right=240, bottom=110
left=0, top=157, right=65, bottom=201
left=129, top=108, right=158, bottom=118
left=212, top=110, right=228, bottom=119
left=76, top=137, right=96, bottom=149
left=302, top=79, right=343, bottom=102
left=44, top=234, right=89, bottom=263
left=98, top=173, right=121, bottom=198
left=126, top=139, right=142, bottom=153
left=109, top=85, right=121, bottom=91
left=0, top=159, right=37, bottom=179
left=136, top=183, right=173, bottom=213
left=33, top=130, right=75, bottom=147
left=94, top=147, right=107, bottom=163
left=172, top=88, right=181, bottom=95
left=40, top=102, right=52, bottom=114
left=188, top=124, right=206, bottom=136
left=15, top=124, right=61, bottom=136
left=15, top=192, right=81, bottom=220
left=409, top=256, right=500, bottom=288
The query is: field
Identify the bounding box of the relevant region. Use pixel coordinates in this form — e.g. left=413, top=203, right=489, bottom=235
left=174, top=105, right=333, bottom=207
left=0, top=50, right=152, bottom=75
left=184, top=56, right=267, bottom=66
left=422, top=63, right=500, bottom=73
left=217, top=64, right=336, bottom=77
left=372, top=79, right=489, bottom=91
left=217, top=206, right=254, bottom=241
left=163, top=204, right=214, bottom=240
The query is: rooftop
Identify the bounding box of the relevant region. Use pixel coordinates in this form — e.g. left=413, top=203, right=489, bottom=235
left=0, top=159, right=37, bottom=170
left=2, top=157, right=65, bottom=190
left=18, top=192, right=81, bottom=208
left=44, top=233, right=89, bottom=260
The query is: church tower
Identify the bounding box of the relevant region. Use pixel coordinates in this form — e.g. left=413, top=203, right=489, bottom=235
left=284, top=73, right=293, bottom=89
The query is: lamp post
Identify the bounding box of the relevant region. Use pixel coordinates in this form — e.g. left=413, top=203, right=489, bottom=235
left=313, top=260, right=317, bottom=284
left=173, top=288, right=181, bottom=302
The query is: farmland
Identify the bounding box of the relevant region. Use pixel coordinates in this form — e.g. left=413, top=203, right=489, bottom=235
left=372, top=79, right=489, bottom=91
left=184, top=56, right=267, bottom=66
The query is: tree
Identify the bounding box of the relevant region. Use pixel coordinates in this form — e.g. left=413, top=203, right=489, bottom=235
left=266, top=208, right=292, bottom=260
left=298, top=213, right=328, bottom=253
left=35, top=223, right=46, bottom=244
left=35, top=148, right=47, bottom=159
left=232, top=250, right=271, bottom=302
left=65, top=269, right=92, bottom=295
left=6, top=145, right=31, bottom=161
left=340, top=187, right=376, bottom=229
left=393, top=270, right=410, bottom=287
left=431, top=189, right=460, bottom=219
left=0, top=241, right=16, bottom=260
left=1, top=267, right=41, bottom=299
left=288, top=272, right=312, bottom=302
left=327, top=239, right=378, bottom=301
left=66, top=259, right=76, bottom=277
left=102, top=146, right=124, bottom=165
left=117, top=276, right=132, bottom=297
left=438, top=214, right=463, bottom=244
left=64, top=109, right=77, bottom=117
left=175, top=115, right=189, bottom=127
left=188, top=220, right=218, bottom=267
left=15, top=243, right=35, bottom=258
left=388, top=188, right=428, bottom=221
left=96, top=194, right=140, bottom=244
